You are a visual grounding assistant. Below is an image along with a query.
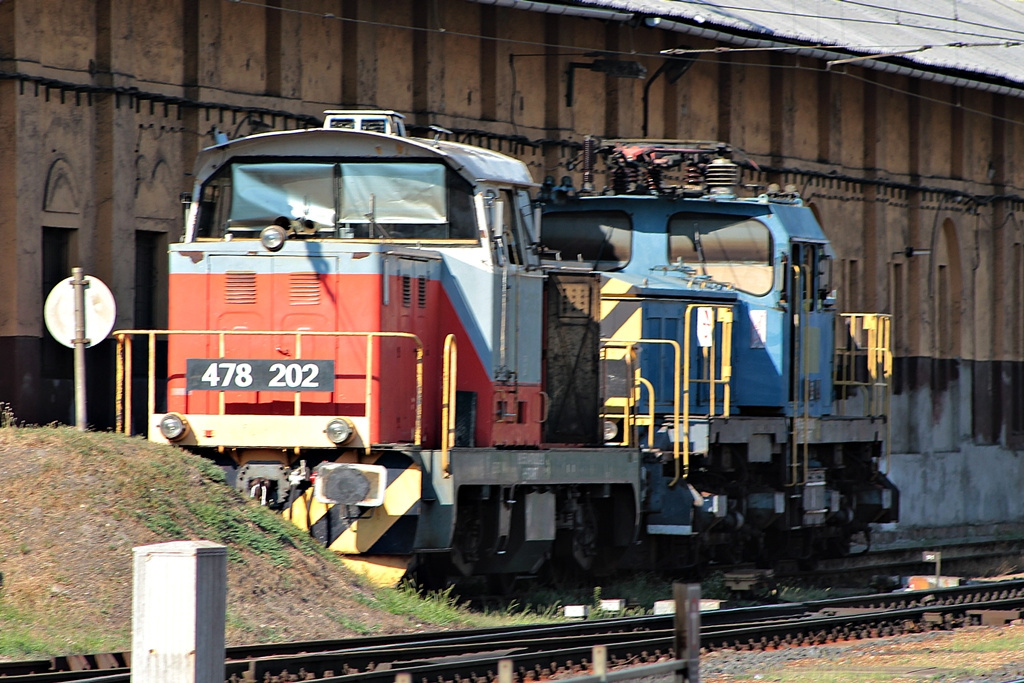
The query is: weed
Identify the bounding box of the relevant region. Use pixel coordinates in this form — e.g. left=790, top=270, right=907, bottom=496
left=0, top=603, right=124, bottom=657
left=0, top=403, right=16, bottom=428
left=329, top=613, right=380, bottom=635
left=374, top=581, right=471, bottom=627
left=700, top=571, right=731, bottom=600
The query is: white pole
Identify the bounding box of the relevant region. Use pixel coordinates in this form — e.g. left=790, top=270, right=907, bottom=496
left=71, top=267, right=88, bottom=431
left=132, top=541, right=227, bottom=683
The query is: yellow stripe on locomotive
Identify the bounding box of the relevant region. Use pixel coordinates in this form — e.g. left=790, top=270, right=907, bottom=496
left=284, top=451, right=423, bottom=583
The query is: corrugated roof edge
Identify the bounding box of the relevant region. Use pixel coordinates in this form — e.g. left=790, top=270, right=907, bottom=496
left=465, top=0, right=1024, bottom=97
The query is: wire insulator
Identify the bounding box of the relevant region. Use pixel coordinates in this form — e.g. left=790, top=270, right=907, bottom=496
left=582, top=136, right=596, bottom=192
left=685, top=163, right=703, bottom=185
left=646, top=167, right=663, bottom=194
left=611, top=166, right=639, bottom=195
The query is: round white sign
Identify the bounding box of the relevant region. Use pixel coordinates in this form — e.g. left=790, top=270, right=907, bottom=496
left=43, top=275, right=117, bottom=349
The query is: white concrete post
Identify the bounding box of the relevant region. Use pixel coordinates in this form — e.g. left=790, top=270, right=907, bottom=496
left=132, top=541, right=227, bottom=683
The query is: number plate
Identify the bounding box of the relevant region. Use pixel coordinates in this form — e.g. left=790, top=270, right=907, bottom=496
left=186, top=359, right=335, bottom=392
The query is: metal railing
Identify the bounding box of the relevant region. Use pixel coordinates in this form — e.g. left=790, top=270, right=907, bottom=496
left=600, top=303, right=734, bottom=485
left=834, top=312, right=893, bottom=472
left=113, top=329, right=424, bottom=445
left=834, top=313, right=892, bottom=418
left=440, top=333, right=456, bottom=476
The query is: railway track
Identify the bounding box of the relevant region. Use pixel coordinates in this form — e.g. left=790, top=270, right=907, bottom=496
left=800, top=536, right=1024, bottom=579
left=6, top=578, right=1024, bottom=683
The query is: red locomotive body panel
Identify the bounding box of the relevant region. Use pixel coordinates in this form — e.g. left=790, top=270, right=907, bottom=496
left=165, top=264, right=539, bottom=449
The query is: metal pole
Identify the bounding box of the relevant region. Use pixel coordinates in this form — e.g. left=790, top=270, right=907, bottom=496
left=673, top=583, right=701, bottom=683
left=71, top=267, right=89, bottom=431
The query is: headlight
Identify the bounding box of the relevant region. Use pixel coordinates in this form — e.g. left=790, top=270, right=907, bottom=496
left=603, top=419, right=620, bottom=442
left=259, top=225, right=288, bottom=252
left=159, top=413, right=188, bottom=441
left=325, top=417, right=355, bottom=445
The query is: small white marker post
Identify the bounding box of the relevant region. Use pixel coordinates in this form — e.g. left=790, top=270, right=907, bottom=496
left=592, top=644, right=607, bottom=681
left=131, top=541, right=227, bottom=683
left=498, top=658, right=514, bottom=683
left=923, top=550, right=942, bottom=588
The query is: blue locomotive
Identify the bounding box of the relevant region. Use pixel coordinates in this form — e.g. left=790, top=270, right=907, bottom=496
left=539, top=139, right=898, bottom=569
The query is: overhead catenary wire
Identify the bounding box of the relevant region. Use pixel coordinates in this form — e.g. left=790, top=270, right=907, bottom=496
left=12, top=0, right=1024, bottom=168
left=225, top=0, right=1024, bottom=64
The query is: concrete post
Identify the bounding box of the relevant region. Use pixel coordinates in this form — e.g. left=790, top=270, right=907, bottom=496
left=131, top=541, right=227, bottom=683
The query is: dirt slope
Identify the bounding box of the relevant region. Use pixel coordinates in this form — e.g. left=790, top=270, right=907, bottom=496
left=0, top=426, right=430, bottom=656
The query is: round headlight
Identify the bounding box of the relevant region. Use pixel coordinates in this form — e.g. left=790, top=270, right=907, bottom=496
left=325, top=418, right=355, bottom=445
left=603, top=419, right=620, bottom=442
left=159, top=413, right=188, bottom=441
left=259, top=225, right=288, bottom=252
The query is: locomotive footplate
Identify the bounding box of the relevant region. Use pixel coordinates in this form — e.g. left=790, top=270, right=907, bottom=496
left=706, top=415, right=887, bottom=448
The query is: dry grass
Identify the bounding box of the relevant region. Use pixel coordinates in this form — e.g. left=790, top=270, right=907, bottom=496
left=0, top=426, right=434, bottom=656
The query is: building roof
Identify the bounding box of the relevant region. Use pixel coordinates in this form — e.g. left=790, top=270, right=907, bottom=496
left=472, top=0, right=1024, bottom=96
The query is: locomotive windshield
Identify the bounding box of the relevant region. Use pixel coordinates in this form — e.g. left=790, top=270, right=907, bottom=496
left=541, top=210, right=632, bottom=270
left=194, top=160, right=477, bottom=240
left=668, top=212, right=774, bottom=295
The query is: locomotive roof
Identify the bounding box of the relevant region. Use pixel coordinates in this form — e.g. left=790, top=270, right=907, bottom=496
left=193, top=128, right=535, bottom=187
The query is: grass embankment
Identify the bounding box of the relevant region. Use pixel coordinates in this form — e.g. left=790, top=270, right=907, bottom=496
left=0, top=425, right=538, bottom=657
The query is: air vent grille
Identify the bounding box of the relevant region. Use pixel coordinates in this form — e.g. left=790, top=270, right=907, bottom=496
left=290, top=273, right=321, bottom=305
left=225, top=271, right=257, bottom=305
left=418, top=276, right=427, bottom=308
left=402, top=276, right=412, bottom=307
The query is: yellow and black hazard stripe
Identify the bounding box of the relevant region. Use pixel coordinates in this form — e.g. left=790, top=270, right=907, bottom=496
left=284, top=451, right=422, bottom=582
left=600, top=276, right=644, bottom=344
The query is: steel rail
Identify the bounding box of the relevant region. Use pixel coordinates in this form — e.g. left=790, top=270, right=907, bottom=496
left=8, top=578, right=1024, bottom=683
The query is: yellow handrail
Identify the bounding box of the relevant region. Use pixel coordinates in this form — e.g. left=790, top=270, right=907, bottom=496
left=602, top=339, right=680, bottom=476
left=634, top=376, right=656, bottom=447
left=600, top=303, right=733, bottom=486
left=834, top=313, right=893, bottom=472
left=788, top=265, right=811, bottom=487
left=113, top=329, right=424, bottom=446
left=441, top=334, right=457, bottom=477
left=681, top=304, right=734, bottom=485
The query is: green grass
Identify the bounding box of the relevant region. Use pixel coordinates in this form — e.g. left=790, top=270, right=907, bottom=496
left=0, top=603, right=126, bottom=657
left=727, top=674, right=907, bottom=683
left=505, top=571, right=672, bottom=616
left=372, top=582, right=474, bottom=627
left=115, top=445, right=322, bottom=568
left=328, top=612, right=383, bottom=635
left=945, top=630, right=1024, bottom=652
